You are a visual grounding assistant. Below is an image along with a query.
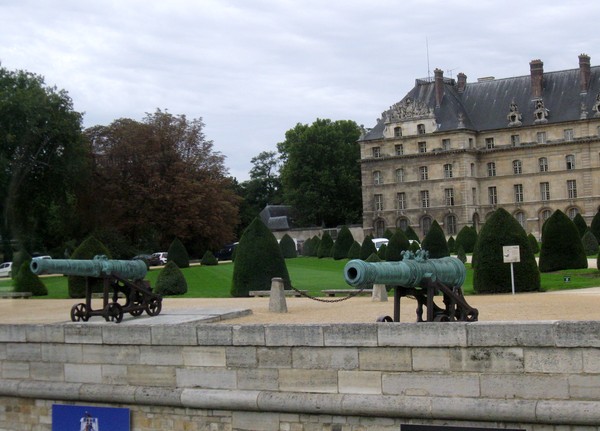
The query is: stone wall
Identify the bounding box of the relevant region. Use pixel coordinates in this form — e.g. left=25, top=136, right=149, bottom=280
left=1, top=321, right=600, bottom=430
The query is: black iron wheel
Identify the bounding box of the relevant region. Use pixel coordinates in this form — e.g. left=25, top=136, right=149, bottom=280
left=105, top=302, right=124, bottom=323
left=70, top=303, right=89, bottom=322
left=145, top=298, right=162, bottom=316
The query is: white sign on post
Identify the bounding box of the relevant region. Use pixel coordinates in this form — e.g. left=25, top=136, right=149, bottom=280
left=503, top=245, right=520, bottom=295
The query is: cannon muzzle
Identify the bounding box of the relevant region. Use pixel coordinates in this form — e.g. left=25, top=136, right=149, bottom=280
left=30, top=255, right=148, bottom=280
left=344, top=255, right=466, bottom=288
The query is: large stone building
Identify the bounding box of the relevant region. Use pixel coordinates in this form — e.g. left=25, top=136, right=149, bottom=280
left=359, top=54, right=600, bottom=240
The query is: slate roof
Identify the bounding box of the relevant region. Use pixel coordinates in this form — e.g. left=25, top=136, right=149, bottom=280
left=361, top=65, right=600, bottom=141
left=259, top=205, right=294, bottom=231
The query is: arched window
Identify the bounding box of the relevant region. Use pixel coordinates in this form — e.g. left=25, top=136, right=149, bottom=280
left=568, top=207, right=579, bottom=219
left=421, top=216, right=432, bottom=236
left=394, top=126, right=402, bottom=137
left=375, top=219, right=385, bottom=237
left=514, top=211, right=526, bottom=228
left=396, top=217, right=409, bottom=232
left=446, top=214, right=457, bottom=235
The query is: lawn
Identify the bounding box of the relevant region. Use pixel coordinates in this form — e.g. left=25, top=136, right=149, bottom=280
left=0, top=257, right=599, bottom=299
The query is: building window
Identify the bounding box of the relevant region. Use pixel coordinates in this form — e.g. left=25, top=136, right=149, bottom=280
left=442, top=139, right=451, bottom=150
left=395, top=144, right=404, bottom=155
left=443, top=163, right=453, bottom=178
left=514, top=184, right=523, bottom=203
left=564, top=128, right=574, bottom=141
left=417, top=124, right=425, bottom=135
left=568, top=207, right=579, bottom=219
left=397, top=192, right=406, bottom=210
left=373, top=171, right=382, bottom=185
left=446, top=214, right=457, bottom=235
left=396, top=168, right=404, bottom=183
left=421, top=190, right=430, bottom=208
left=485, top=137, right=495, bottom=149
left=597, top=125, right=600, bottom=137
left=372, top=147, right=381, bottom=158
left=445, top=188, right=455, bottom=206
left=375, top=219, right=385, bottom=237
left=513, top=160, right=522, bottom=175
left=419, top=166, right=428, bottom=180
left=418, top=141, right=427, bottom=153
left=472, top=187, right=477, bottom=205
left=567, top=180, right=577, bottom=199
left=541, top=209, right=551, bottom=223
left=537, top=131, right=547, bottom=143
left=488, top=186, right=497, bottom=205
left=470, top=163, right=475, bottom=176
left=540, top=182, right=550, bottom=201
left=374, top=194, right=384, bottom=211
left=421, top=216, right=432, bottom=236
left=394, top=126, right=402, bottom=137
left=539, top=157, right=548, bottom=172
left=511, top=134, right=520, bottom=146
left=515, top=211, right=525, bottom=228
left=487, top=162, right=496, bottom=177
left=566, top=154, right=575, bottom=170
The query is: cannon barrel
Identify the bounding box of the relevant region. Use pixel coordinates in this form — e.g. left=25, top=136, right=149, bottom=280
left=30, top=255, right=148, bottom=280
left=344, top=256, right=466, bottom=288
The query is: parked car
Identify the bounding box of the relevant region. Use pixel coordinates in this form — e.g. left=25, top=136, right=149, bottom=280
left=371, top=238, right=389, bottom=251
left=0, top=262, right=12, bottom=278
left=132, top=254, right=161, bottom=267
left=151, top=252, right=168, bottom=265
left=215, top=243, right=238, bottom=261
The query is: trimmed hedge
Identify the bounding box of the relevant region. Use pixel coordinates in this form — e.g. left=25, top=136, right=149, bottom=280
left=582, top=230, right=599, bottom=256
left=68, top=236, right=112, bottom=298
left=527, top=233, right=540, bottom=254
left=573, top=213, right=588, bottom=238
left=456, top=225, right=477, bottom=253
left=332, top=226, right=354, bottom=260
left=421, top=220, right=449, bottom=258
left=317, top=232, right=334, bottom=259
left=359, top=234, right=377, bottom=260
left=404, top=225, right=420, bottom=243
left=14, top=260, right=47, bottom=296
left=279, top=234, right=298, bottom=258
left=539, top=210, right=588, bottom=272
left=201, top=250, right=218, bottom=266
left=347, top=241, right=361, bottom=259
left=155, top=261, right=188, bottom=295
left=447, top=236, right=456, bottom=253
left=591, top=211, right=600, bottom=242
left=386, top=229, right=410, bottom=262
left=167, top=238, right=189, bottom=268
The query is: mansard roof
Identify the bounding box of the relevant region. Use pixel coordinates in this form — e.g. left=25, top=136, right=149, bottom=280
left=361, top=62, right=600, bottom=141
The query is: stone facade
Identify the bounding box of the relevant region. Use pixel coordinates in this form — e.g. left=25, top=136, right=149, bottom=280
left=2, top=321, right=600, bottom=430
left=360, top=54, right=600, bottom=240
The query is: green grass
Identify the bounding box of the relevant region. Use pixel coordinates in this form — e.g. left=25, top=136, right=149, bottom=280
left=0, top=257, right=599, bottom=298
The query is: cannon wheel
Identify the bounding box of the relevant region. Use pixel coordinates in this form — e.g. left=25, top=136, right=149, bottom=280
left=376, top=315, right=393, bottom=322
left=129, top=291, right=145, bottom=316
left=70, top=303, right=89, bottom=322
left=146, top=298, right=162, bottom=316
left=105, top=302, right=124, bottom=323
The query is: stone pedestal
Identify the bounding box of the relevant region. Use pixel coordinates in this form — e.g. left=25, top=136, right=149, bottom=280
left=372, top=284, right=388, bottom=302
left=269, top=278, right=288, bottom=313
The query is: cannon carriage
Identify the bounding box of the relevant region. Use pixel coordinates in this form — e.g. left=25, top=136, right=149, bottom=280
left=344, top=251, right=478, bottom=322
left=30, top=255, right=162, bottom=323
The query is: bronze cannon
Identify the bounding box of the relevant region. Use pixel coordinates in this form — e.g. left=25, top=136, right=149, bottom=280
left=344, top=251, right=478, bottom=322
left=30, top=255, right=162, bottom=323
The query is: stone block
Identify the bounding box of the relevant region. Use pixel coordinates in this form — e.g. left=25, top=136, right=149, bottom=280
left=278, top=369, right=338, bottom=393
left=568, top=374, right=600, bottom=399
left=79, top=383, right=136, bottom=404
left=226, top=346, right=257, bottom=367
left=41, top=343, right=82, bottom=363
left=450, top=347, right=524, bottom=372
left=64, top=363, right=102, bottom=384
left=555, top=321, right=600, bottom=347
left=102, top=325, right=152, bottom=345
left=64, top=325, right=103, bottom=344
left=342, top=394, right=431, bottom=418
left=140, top=345, right=184, bottom=366
left=26, top=324, right=64, bottom=343
left=30, top=361, right=63, bottom=381
left=237, top=368, right=279, bottom=390
left=127, top=364, right=176, bottom=387
left=233, top=325, right=266, bottom=346
left=269, top=278, right=288, bottom=313
left=358, top=347, right=412, bottom=371
left=19, top=380, right=82, bottom=400
left=383, top=372, right=480, bottom=397
left=181, top=388, right=260, bottom=410
left=82, top=344, right=140, bottom=364
left=292, top=347, right=358, bottom=370
left=101, top=364, right=128, bottom=384
left=197, top=324, right=233, bottom=345
left=176, top=367, right=237, bottom=389
left=583, top=348, right=600, bottom=373
left=1, top=361, right=30, bottom=379
left=151, top=325, right=197, bottom=345
left=265, top=325, right=324, bottom=346
left=480, top=374, right=569, bottom=399
left=338, top=370, right=382, bottom=394
left=232, top=411, right=280, bottom=431
left=431, top=396, right=537, bottom=423
left=378, top=323, right=467, bottom=347
left=134, top=386, right=183, bottom=406
left=466, top=321, right=557, bottom=346
left=6, top=343, right=42, bottom=361
left=181, top=346, right=225, bottom=367
left=536, top=400, right=600, bottom=425
left=323, top=324, right=378, bottom=347
left=257, top=347, right=292, bottom=368
left=412, top=347, right=451, bottom=371
left=258, top=391, right=343, bottom=414
left=524, top=347, right=582, bottom=373
left=0, top=324, right=27, bottom=342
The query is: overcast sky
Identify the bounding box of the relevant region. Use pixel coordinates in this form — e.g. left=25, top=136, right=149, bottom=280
left=2, top=0, right=600, bottom=180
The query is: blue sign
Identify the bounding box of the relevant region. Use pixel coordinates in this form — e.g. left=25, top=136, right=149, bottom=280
left=52, top=404, right=130, bottom=431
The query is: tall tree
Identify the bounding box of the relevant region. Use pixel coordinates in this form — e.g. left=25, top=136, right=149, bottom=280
left=278, top=119, right=362, bottom=227
left=85, top=110, right=239, bottom=253
left=0, top=67, right=88, bottom=257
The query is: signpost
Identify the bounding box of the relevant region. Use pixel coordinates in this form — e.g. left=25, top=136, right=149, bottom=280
left=503, top=245, right=520, bottom=295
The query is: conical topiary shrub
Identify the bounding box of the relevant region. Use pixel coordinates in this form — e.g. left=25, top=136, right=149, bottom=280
left=377, top=243, right=388, bottom=260
left=539, top=210, right=588, bottom=272
left=11, top=248, right=32, bottom=280
left=317, top=232, right=334, bottom=259
left=582, top=230, right=599, bottom=256
left=347, top=241, right=361, bottom=259
left=14, top=260, right=47, bottom=296
left=404, top=225, right=420, bottom=243
left=456, top=245, right=467, bottom=263
left=591, top=211, right=600, bottom=243
left=383, top=228, right=395, bottom=239
left=573, top=213, right=588, bottom=238
left=332, top=226, right=354, bottom=260
left=527, top=233, right=540, bottom=254
left=359, top=234, right=377, bottom=260
left=279, top=234, right=298, bottom=259
left=447, top=236, right=456, bottom=253
left=421, top=220, right=449, bottom=259
left=154, top=261, right=188, bottom=295
left=456, top=225, right=477, bottom=253
left=231, top=218, right=291, bottom=297
left=473, top=208, right=540, bottom=294
left=201, top=250, right=218, bottom=266
left=386, top=230, right=410, bottom=262
left=310, top=235, right=321, bottom=257
left=167, top=238, right=189, bottom=268
left=68, top=236, right=112, bottom=298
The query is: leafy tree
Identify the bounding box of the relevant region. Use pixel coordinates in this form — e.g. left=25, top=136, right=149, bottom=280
left=421, top=220, right=449, bottom=258
left=317, top=232, right=334, bottom=258
left=201, top=250, right=218, bottom=266
left=332, top=226, right=354, bottom=260
left=527, top=233, right=540, bottom=254
left=359, top=234, right=377, bottom=260
left=386, top=229, right=410, bottom=262
left=278, top=119, right=362, bottom=227
left=456, top=226, right=478, bottom=253
left=279, top=234, right=298, bottom=258
left=68, top=236, right=112, bottom=298
left=231, top=218, right=290, bottom=297
left=539, top=210, right=588, bottom=272
left=167, top=238, right=190, bottom=268
left=582, top=230, right=599, bottom=256
left=14, top=260, right=47, bottom=296
left=591, top=211, right=600, bottom=242
left=473, top=208, right=540, bottom=294
left=573, top=213, right=588, bottom=238
left=84, top=110, right=239, bottom=253
left=347, top=241, right=361, bottom=259
left=447, top=236, right=456, bottom=253
left=155, top=261, right=188, bottom=295
left=0, top=66, right=89, bottom=257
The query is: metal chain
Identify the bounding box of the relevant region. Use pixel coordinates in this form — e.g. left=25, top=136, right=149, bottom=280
left=288, top=283, right=370, bottom=303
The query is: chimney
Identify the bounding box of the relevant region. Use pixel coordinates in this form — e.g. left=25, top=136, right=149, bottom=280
left=579, top=53, right=591, bottom=93
left=457, top=72, right=467, bottom=93
left=530, top=59, right=544, bottom=99
left=434, top=68, right=444, bottom=107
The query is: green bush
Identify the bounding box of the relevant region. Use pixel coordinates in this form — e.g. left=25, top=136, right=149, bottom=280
left=383, top=228, right=395, bottom=239
left=409, top=241, right=420, bottom=253
left=201, top=250, right=218, bottom=266
left=68, top=236, right=112, bottom=298
left=231, top=218, right=291, bottom=297
left=473, top=208, right=540, bottom=294
left=347, top=241, right=361, bottom=259
left=404, top=225, right=420, bottom=243
left=421, top=220, right=449, bottom=258
left=11, top=248, right=31, bottom=280
left=359, top=234, right=377, bottom=260
left=14, top=260, right=47, bottom=296
left=332, top=226, right=354, bottom=260
left=377, top=243, right=387, bottom=260
left=582, top=230, right=599, bottom=256
left=456, top=245, right=467, bottom=263
left=279, top=234, right=298, bottom=258
left=301, top=237, right=313, bottom=256
left=386, top=229, right=410, bottom=262
left=447, top=236, right=456, bottom=253
left=310, top=236, right=321, bottom=257
left=573, top=213, right=588, bottom=238
left=456, top=225, right=477, bottom=253
left=167, top=238, right=189, bottom=268
left=365, top=252, right=381, bottom=262
left=317, top=232, right=334, bottom=259
left=527, top=233, right=540, bottom=254
left=539, top=210, right=588, bottom=272
left=591, top=211, right=600, bottom=242
left=154, top=261, right=188, bottom=295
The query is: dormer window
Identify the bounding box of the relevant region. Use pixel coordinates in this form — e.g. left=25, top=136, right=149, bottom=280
left=417, top=124, right=426, bottom=135
left=372, top=147, right=381, bottom=158
left=394, top=126, right=402, bottom=137
left=418, top=141, right=427, bottom=153
left=485, top=137, right=495, bottom=149
left=442, top=139, right=451, bottom=150
left=395, top=144, right=404, bottom=155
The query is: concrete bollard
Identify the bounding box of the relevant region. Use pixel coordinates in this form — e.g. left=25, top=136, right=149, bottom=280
left=269, top=277, right=288, bottom=313
left=372, top=283, right=388, bottom=302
